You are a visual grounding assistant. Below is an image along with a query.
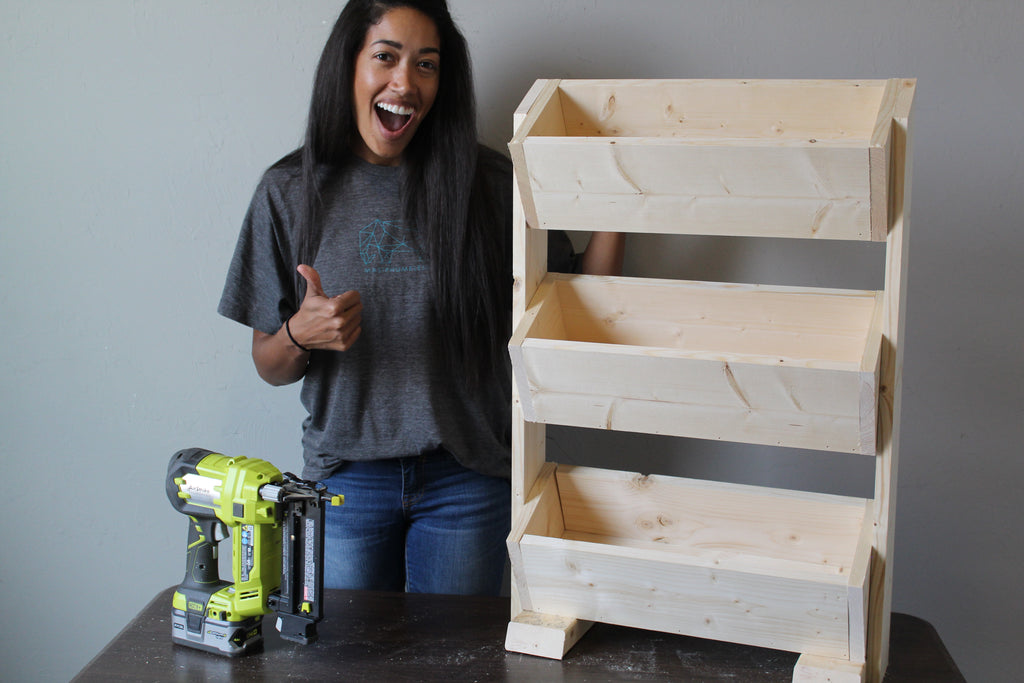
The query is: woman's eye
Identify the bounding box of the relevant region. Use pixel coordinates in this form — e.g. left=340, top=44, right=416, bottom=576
left=418, top=60, right=439, bottom=72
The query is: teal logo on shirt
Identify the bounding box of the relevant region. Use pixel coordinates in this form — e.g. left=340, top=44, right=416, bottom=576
left=359, top=220, right=424, bottom=273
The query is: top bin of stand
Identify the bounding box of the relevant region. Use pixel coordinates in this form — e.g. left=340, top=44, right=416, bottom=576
left=508, top=79, right=907, bottom=241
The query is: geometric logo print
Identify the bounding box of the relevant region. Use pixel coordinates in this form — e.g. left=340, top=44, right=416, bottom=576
left=358, top=220, right=419, bottom=266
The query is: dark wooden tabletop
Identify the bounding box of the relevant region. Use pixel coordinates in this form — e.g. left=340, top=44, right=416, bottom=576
left=73, top=586, right=963, bottom=682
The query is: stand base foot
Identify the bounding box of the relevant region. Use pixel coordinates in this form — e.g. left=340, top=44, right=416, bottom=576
left=504, top=611, right=593, bottom=660
left=793, top=653, right=865, bottom=682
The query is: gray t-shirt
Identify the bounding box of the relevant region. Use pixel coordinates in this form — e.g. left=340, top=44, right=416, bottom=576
left=218, top=151, right=576, bottom=481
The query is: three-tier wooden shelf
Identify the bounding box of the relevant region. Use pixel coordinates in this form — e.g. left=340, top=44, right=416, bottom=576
left=503, top=78, right=915, bottom=682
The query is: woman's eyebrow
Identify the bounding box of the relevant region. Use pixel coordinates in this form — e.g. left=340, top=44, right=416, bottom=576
left=371, top=39, right=440, bottom=55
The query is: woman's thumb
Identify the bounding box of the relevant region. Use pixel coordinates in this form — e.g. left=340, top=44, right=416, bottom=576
left=297, top=264, right=326, bottom=299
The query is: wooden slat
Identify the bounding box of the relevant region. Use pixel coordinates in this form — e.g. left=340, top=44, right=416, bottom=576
left=869, top=79, right=904, bottom=147
left=510, top=275, right=882, bottom=454
left=509, top=77, right=556, bottom=625
left=511, top=81, right=554, bottom=325
left=794, top=654, right=866, bottom=682
left=510, top=79, right=553, bottom=513
left=509, top=79, right=563, bottom=232
left=522, top=139, right=875, bottom=239
left=505, top=610, right=593, bottom=660
left=555, top=466, right=867, bottom=571
left=520, top=535, right=852, bottom=658
left=513, top=79, right=895, bottom=241
left=506, top=464, right=594, bottom=660
left=528, top=388, right=869, bottom=453
left=556, top=79, right=888, bottom=140
left=866, top=78, right=904, bottom=240
left=868, top=77, right=916, bottom=682
left=515, top=466, right=868, bottom=659
left=546, top=275, right=879, bottom=363
left=509, top=277, right=563, bottom=424
left=847, top=501, right=875, bottom=664
left=859, top=292, right=885, bottom=453
left=507, top=462, right=560, bottom=612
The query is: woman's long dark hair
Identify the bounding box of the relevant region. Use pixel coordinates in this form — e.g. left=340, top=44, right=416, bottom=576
left=282, top=0, right=509, bottom=386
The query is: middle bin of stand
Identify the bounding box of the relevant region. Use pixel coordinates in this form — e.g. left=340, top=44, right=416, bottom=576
left=509, top=273, right=883, bottom=454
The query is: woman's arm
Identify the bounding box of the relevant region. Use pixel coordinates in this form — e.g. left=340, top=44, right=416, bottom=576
left=252, top=326, right=312, bottom=386
left=251, top=264, right=363, bottom=386
left=580, top=231, right=626, bottom=276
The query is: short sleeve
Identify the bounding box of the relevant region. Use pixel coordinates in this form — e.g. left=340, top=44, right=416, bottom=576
left=217, top=168, right=301, bottom=336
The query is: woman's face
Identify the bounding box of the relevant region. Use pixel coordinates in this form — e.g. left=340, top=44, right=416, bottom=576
left=351, top=7, right=441, bottom=166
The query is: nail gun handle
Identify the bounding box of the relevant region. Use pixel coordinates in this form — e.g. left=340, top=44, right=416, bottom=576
left=182, top=516, right=222, bottom=590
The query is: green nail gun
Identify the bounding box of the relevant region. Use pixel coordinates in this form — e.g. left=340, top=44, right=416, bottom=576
left=166, top=448, right=343, bottom=656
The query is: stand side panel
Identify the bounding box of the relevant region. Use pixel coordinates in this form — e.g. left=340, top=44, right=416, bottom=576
left=868, top=79, right=916, bottom=682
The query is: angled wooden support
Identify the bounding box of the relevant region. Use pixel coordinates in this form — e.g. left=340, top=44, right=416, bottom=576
left=866, top=78, right=916, bottom=683
left=508, top=78, right=551, bottom=621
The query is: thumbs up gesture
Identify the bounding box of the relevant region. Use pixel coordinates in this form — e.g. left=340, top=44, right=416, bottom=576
left=287, top=264, right=363, bottom=352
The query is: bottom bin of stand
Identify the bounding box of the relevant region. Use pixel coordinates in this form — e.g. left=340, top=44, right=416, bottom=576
left=509, top=464, right=873, bottom=660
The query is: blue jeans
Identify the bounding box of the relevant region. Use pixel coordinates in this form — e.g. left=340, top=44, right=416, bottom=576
left=320, top=449, right=510, bottom=595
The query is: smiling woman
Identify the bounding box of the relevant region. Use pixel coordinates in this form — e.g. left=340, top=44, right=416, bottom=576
left=352, top=7, right=441, bottom=166
left=216, top=0, right=624, bottom=598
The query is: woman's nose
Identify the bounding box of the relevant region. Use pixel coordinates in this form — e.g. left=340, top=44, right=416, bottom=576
left=390, top=64, right=414, bottom=94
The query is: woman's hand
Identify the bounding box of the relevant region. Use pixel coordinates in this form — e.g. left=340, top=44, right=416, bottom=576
left=251, top=265, right=362, bottom=386
left=289, top=264, right=363, bottom=352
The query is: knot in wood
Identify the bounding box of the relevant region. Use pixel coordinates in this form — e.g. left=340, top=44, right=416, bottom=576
left=631, top=473, right=653, bottom=489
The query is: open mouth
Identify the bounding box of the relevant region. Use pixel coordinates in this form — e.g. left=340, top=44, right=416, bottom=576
left=376, top=102, right=414, bottom=134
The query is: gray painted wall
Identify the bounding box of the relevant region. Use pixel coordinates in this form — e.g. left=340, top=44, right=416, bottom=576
left=2, top=1, right=1021, bottom=680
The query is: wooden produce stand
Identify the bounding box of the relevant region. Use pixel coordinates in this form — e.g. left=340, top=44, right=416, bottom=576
left=503, top=79, right=915, bottom=683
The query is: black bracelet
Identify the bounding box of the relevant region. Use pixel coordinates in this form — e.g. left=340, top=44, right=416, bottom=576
left=285, top=317, right=310, bottom=353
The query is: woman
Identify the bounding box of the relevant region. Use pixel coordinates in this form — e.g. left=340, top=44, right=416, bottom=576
left=218, top=0, right=624, bottom=595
